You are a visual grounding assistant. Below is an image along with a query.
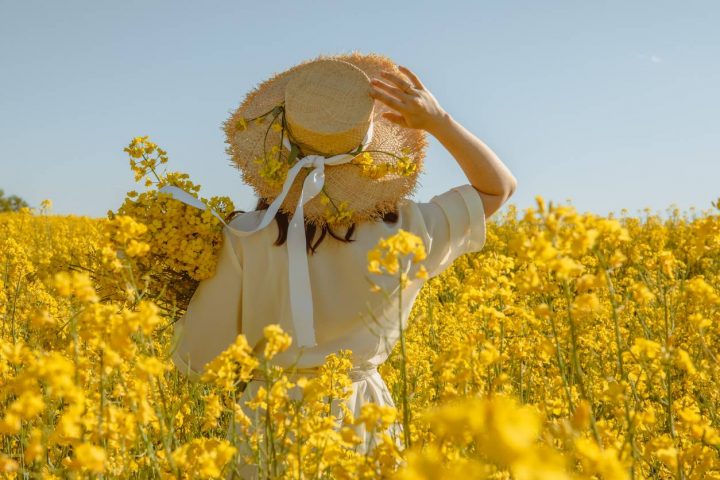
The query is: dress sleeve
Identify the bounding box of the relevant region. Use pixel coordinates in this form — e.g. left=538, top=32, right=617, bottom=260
left=414, top=184, right=487, bottom=279
left=171, top=227, right=243, bottom=381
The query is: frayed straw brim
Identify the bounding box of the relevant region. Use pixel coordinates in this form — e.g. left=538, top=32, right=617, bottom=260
left=222, top=51, right=428, bottom=227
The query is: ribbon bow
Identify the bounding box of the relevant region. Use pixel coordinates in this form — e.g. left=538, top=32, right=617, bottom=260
left=158, top=121, right=374, bottom=348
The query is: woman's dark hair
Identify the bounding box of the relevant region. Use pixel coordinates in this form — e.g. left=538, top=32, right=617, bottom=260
left=225, top=198, right=399, bottom=255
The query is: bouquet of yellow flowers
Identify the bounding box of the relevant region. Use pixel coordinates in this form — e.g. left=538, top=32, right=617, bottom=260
left=96, top=136, right=235, bottom=315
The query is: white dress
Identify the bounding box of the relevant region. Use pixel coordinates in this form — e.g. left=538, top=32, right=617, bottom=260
left=171, top=184, right=487, bottom=475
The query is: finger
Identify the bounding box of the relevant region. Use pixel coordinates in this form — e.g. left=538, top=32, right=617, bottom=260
left=397, top=65, right=425, bottom=90
left=382, top=112, right=408, bottom=127
left=380, top=70, right=414, bottom=92
left=371, top=78, right=411, bottom=101
left=369, top=87, right=405, bottom=112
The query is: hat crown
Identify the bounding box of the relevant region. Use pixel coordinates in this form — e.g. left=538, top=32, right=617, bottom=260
left=284, top=59, right=374, bottom=156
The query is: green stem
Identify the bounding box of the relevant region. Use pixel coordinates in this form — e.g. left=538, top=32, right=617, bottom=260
left=546, top=296, right=575, bottom=413
left=563, top=281, right=601, bottom=444
left=397, top=267, right=412, bottom=449
left=659, top=276, right=676, bottom=439
left=595, top=249, right=626, bottom=377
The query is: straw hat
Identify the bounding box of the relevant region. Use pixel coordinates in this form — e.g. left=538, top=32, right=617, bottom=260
left=222, top=51, right=428, bottom=227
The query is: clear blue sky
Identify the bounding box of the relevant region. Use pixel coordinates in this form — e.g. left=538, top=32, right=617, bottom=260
left=1, top=1, right=718, bottom=219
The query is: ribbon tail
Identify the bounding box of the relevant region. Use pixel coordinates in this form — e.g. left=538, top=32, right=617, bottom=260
left=286, top=166, right=325, bottom=348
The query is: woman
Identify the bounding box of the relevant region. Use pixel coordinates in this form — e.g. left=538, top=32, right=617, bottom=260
left=169, top=52, right=517, bottom=476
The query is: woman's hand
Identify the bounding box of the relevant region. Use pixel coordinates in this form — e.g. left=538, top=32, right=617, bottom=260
left=371, top=64, right=518, bottom=219
left=369, top=65, right=449, bottom=134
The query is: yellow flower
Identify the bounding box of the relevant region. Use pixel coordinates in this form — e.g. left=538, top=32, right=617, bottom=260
left=629, top=281, right=655, bottom=305
left=549, top=256, right=584, bottom=281
left=0, top=455, right=18, bottom=475
left=355, top=403, right=397, bottom=431
left=367, top=229, right=427, bottom=282
left=574, top=438, right=628, bottom=479
left=415, top=264, right=428, bottom=280
left=0, top=413, right=20, bottom=435
left=340, top=426, right=362, bottom=445
left=352, top=150, right=417, bottom=179
left=654, top=447, right=678, bottom=470
left=7, top=392, right=45, bottom=420
left=609, top=249, right=627, bottom=268
left=674, top=348, right=697, bottom=375
left=24, top=428, right=44, bottom=464
left=202, top=334, right=259, bottom=392
left=572, top=292, right=601, bottom=314
left=246, top=386, right=268, bottom=411
left=630, top=338, right=663, bottom=360
left=126, top=239, right=150, bottom=257
left=69, top=444, right=106, bottom=474
left=253, top=145, right=288, bottom=187
left=352, top=151, right=374, bottom=166
left=201, top=393, right=223, bottom=431
left=393, top=154, right=417, bottom=176
left=171, top=439, right=237, bottom=479
left=263, top=324, right=293, bottom=360
left=53, top=271, right=99, bottom=303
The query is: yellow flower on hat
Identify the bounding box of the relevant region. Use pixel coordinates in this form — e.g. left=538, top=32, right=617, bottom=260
left=253, top=145, right=288, bottom=188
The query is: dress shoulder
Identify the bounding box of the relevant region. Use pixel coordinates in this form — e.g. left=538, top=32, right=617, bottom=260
left=398, top=184, right=487, bottom=278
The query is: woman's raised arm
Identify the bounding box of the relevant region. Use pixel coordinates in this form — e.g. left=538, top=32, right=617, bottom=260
left=369, top=65, right=517, bottom=219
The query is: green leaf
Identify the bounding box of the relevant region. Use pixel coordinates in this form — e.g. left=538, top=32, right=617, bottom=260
left=287, top=143, right=300, bottom=165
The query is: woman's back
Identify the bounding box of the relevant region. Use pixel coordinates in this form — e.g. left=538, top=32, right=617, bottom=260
left=172, top=183, right=487, bottom=378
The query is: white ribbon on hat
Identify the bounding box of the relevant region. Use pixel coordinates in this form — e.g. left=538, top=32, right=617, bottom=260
left=158, top=120, right=374, bottom=348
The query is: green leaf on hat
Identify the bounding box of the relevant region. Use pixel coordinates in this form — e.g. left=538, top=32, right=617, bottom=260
left=287, top=143, right=300, bottom=165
